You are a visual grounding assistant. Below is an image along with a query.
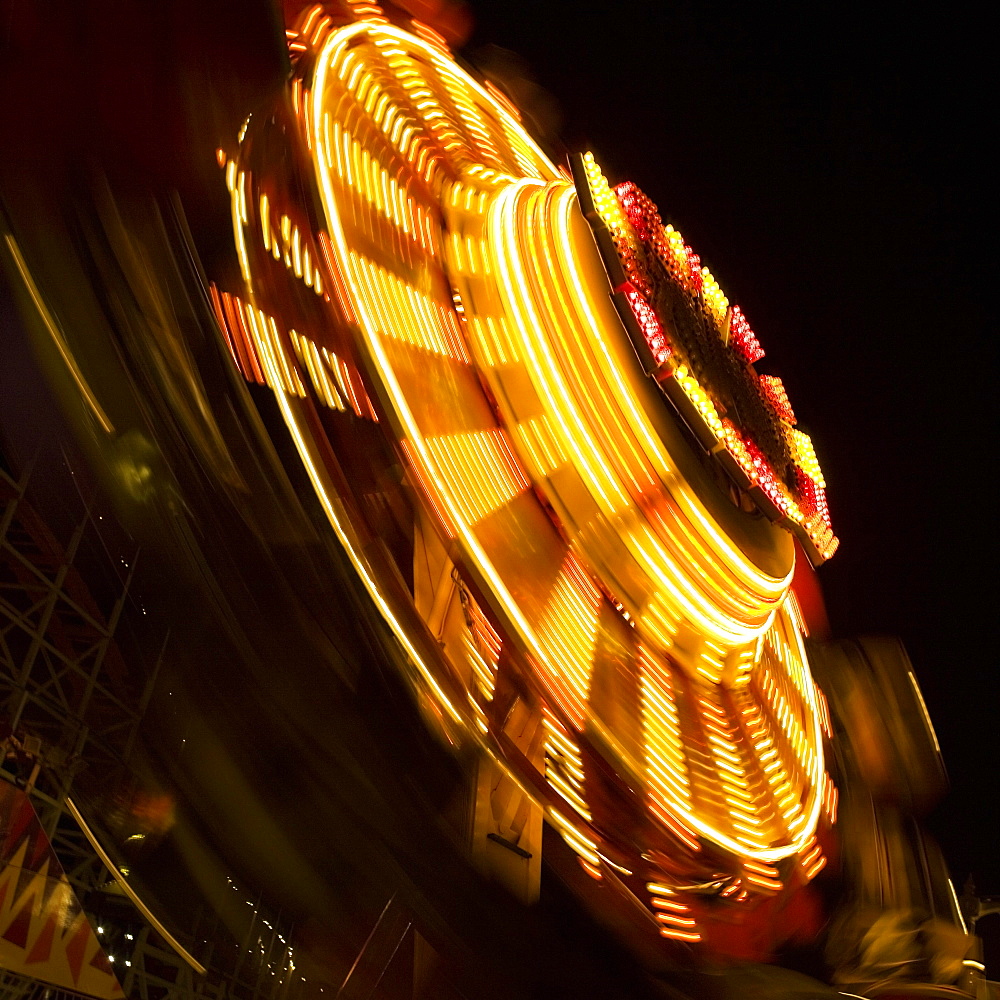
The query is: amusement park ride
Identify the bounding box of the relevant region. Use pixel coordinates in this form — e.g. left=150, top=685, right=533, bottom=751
left=0, top=2, right=989, bottom=998
left=216, top=1, right=837, bottom=933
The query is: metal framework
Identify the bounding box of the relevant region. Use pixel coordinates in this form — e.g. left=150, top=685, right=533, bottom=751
left=1, top=458, right=142, bottom=876
left=0, top=461, right=289, bottom=1000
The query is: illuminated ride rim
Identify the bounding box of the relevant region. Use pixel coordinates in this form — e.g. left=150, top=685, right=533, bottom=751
left=214, top=6, right=839, bottom=945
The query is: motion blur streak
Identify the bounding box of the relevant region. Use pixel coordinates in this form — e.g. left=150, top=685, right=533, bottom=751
left=4, top=233, right=115, bottom=434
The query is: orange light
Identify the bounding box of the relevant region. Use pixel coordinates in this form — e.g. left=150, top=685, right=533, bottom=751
left=222, top=16, right=838, bottom=927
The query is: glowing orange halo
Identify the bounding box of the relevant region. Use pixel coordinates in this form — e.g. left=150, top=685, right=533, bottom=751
left=224, top=11, right=836, bottom=913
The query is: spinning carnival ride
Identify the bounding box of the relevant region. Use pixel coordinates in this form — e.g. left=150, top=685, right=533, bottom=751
left=211, top=4, right=840, bottom=954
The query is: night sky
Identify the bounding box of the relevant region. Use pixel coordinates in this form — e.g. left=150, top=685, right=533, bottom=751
left=465, top=0, right=996, bottom=890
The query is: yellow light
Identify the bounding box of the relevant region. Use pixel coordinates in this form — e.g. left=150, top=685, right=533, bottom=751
left=424, top=429, right=529, bottom=525
left=229, top=15, right=833, bottom=885
left=789, top=427, right=826, bottom=488
left=699, top=267, right=729, bottom=328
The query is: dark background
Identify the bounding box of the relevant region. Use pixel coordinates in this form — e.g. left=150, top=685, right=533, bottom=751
left=466, top=0, right=996, bottom=893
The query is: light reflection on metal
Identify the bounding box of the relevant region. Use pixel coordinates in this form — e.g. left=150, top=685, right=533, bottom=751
left=908, top=668, right=942, bottom=754
left=219, top=7, right=839, bottom=942
left=949, top=878, right=969, bottom=935
left=64, top=798, right=207, bottom=976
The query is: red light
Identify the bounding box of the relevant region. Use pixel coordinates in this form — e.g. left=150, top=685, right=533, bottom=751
left=615, top=181, right=658, bottom=242
left=623, top=285, right=671, bottom=364
left=729, top=306, right=764, bottom=364
left=683, top=246, right=702, bottom=294
left=796, top=468, right=832, bottom=530
left=744, top=437, right=795, bottom=518
left=759, top=375, right=796, bottom=424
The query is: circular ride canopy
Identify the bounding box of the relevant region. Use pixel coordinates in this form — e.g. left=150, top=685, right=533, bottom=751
left=220, top=8, right=838, bottom=943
